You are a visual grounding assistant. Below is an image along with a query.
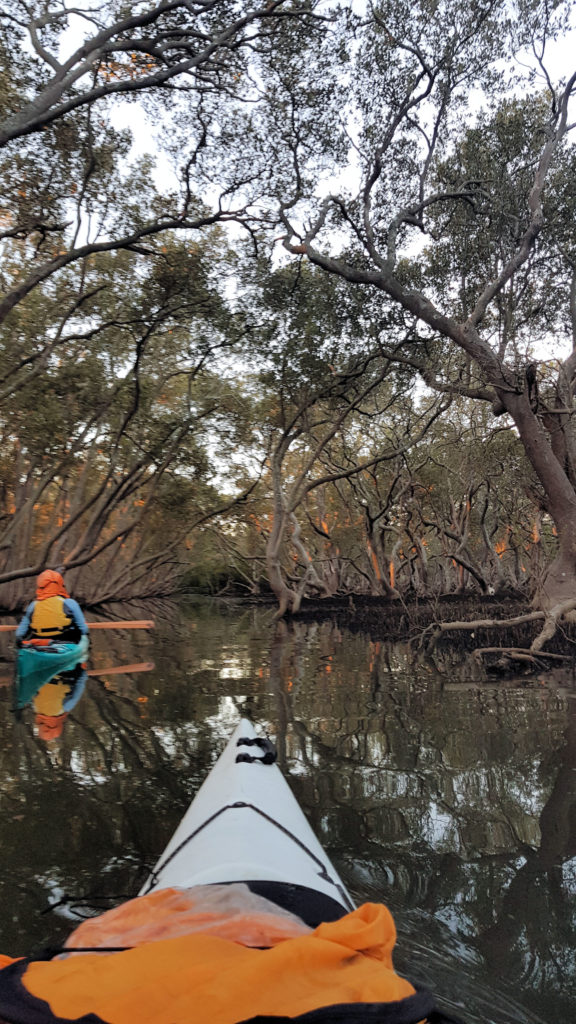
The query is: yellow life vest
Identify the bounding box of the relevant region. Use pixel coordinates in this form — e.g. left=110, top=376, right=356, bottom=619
left=30, top=596, right=72, bottom=638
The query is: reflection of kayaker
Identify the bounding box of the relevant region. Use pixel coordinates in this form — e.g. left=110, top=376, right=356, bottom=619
left=33, top=660, right=88, bottom=742
left=15, top=634, right=90, bottom=710
left=15, top=570, right=88, bottom=647
left=0, top=719, right=465, bottom=1023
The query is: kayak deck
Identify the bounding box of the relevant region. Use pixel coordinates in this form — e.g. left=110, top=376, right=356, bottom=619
left=140, top=719, right=354, bottom=924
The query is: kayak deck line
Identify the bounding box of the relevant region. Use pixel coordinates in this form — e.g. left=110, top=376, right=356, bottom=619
left=141, top=798, right=354, bottom=913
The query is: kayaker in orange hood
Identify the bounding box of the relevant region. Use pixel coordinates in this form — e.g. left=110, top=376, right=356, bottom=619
left=15, top=570, right=88, bottom=647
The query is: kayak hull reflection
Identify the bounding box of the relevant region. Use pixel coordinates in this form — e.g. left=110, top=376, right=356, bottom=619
left=16, top=635, right=89, bottom=707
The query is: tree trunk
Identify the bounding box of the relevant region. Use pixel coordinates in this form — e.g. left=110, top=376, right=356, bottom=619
left=505, top=393, right=576, bottom=612
left=265, top=505, right=298, bottom=617
left=536, top=540, right=576, bottom=615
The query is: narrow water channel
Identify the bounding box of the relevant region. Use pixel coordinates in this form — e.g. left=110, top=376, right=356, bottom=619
left=0, top=599, right=574, bottom=1023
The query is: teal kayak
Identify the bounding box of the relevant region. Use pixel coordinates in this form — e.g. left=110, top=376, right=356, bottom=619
left=15, top=635, right=89, bottom=708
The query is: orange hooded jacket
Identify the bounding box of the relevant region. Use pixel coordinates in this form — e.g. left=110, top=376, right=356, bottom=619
left=35, top=571, right=69, bottom=600
left=0, top=894, right=446, bottom=1024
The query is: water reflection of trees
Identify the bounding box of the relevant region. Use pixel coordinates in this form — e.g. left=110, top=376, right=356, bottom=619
left=0, top=609, right=574, bottom=1021
left=0, top=603, right=275, bottom=953
left=266, top=621, right=576, bottom=1023
left=1, top=681, right=181, bottom=953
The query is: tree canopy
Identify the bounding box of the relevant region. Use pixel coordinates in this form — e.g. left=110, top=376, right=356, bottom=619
left=2, top=0, right=576, bottom=633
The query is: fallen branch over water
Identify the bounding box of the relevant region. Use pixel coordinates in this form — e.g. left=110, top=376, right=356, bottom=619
left=472, top=647, right=571, bottom=666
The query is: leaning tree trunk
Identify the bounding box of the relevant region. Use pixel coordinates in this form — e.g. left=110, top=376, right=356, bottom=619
left=264, top=444, right=301, bottom=617
left=265, top=507, right=298, bottom=617
left=505, top=392, right=576, bottom=614
left=535, top=537, right=576, bottom=616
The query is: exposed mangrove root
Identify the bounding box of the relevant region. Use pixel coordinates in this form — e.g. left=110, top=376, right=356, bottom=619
left=529, top=596, right=576, bottom=652
left=423, top=597, right=576, bottom=655
left=472, top=646, right=571, bottom=669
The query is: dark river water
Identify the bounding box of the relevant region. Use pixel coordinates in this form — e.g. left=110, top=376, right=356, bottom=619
left=0, top=599, right=575, bottom=1023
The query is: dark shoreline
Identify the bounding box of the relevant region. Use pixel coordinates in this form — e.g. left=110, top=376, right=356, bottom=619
left=189, top=589, right=576, bottom=665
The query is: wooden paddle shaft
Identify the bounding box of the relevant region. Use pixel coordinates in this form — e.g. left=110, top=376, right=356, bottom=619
left=0, top=620, right=154, bottom=631
left=86, top=620, right=155, bottom=630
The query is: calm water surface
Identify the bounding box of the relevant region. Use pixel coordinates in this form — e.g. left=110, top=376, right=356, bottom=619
left=0, top=599, right=575, bottom=1024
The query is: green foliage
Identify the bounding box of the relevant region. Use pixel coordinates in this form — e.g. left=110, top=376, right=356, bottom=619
left=0, top=214, right=259, bottom=601
left=424, top=96, right=556, bottom=324
left=1, top=0, right=576, bottom=605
